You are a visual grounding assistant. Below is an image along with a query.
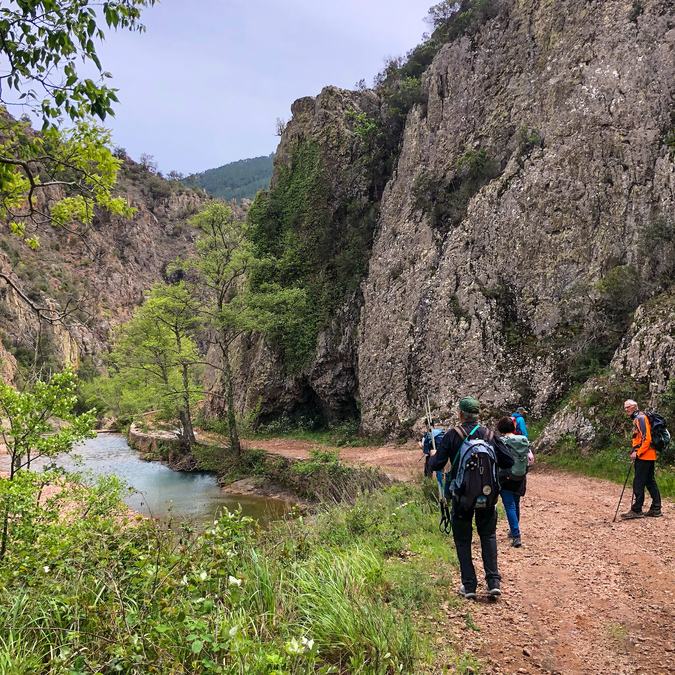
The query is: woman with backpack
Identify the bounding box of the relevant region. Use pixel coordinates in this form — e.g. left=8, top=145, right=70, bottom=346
left=496, top=416, right=534, bottom=548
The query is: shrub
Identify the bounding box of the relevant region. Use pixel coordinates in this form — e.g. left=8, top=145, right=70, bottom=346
left=413, top=149, right=501, bottom=232
left=0, top=480, right=463, bottom=673
left=248, top=141, right=378, bottom=371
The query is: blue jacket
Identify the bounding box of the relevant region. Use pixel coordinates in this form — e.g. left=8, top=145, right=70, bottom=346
left=511, top=412, right=528, bottom=438
left=422, top=428, right=445, bottom=455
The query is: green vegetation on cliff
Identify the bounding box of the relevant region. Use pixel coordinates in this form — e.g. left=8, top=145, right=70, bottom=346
left=184, top=155, right=274, bottom=201
left=248, top=140, right=378, bottom=371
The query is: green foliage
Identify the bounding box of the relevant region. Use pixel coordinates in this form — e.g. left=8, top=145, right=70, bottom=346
left=206, top=444, right=389, bottom=503
left=184, top=155, right=274, bottom=201
left=0, top=481, right=463, bottom=672
left=556, top=265, right=644, bottom=384
left=0, top=0, right=155, bottom=126
left=103, top=283, right=204, bottom=442
left=575, top=375, right=649, bottom=451
left=596, top=265, right=640, bottom=332
left=0, top=116, right=134, bottom=247
left=413, top=148, right=501, bottom=231
left=248, top=140, right=378, bottom=371
left=628, top=1, right=644, bottom=23
left=252, top=418, right=382, bottom=448
left=639, top=218, right=675, bottom=289
left=0, top=369, right=96, bottom=479
left=428, top=0, right=500, bottom=42
left=540, top=443, right=675, bottom=499
left=517, top=126, right=543, bottom=154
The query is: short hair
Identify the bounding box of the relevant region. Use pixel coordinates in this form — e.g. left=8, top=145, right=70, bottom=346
left=624, top=399, right=638, bottom=409
left=497, top=416, right=517, bottom=434
left=460, top=411, right=479, bottom=424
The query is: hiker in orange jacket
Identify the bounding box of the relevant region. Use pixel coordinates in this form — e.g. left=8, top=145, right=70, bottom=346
left=621, top=399, right=662, bottom=519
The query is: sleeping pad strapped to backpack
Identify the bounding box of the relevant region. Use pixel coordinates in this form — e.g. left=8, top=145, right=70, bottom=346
left=448, top=425, right=499, bottom=512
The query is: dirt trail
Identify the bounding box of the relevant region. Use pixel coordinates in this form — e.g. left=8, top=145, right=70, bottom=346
left=244, top=438, right=675, bottom=674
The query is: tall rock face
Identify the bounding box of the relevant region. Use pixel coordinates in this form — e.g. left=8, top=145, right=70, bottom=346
left=224, top=87, right=381, bottom=425
left=239, top=0, right=673, bottom=435
left=0, top=161, right=207, bottom=383
left=357, top=0, right=674, bottom=432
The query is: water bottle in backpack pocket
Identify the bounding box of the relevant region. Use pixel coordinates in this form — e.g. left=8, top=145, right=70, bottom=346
left=449, top=429, right=499, bottom=511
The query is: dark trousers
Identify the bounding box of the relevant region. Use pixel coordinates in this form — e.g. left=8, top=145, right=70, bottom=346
left=632, top=458, right=661, bottom=512
left=451, top=504, right=500, bottom=592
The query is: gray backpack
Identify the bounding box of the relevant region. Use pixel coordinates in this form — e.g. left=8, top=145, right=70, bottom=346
left=448, top=425, right=499, bottom=511
left=501, top=435, right=530, bottom=481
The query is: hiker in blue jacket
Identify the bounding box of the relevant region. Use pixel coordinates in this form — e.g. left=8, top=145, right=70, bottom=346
left=420, top=418, right=444, bottom=478
left=511, top=406, right=529, bottom=438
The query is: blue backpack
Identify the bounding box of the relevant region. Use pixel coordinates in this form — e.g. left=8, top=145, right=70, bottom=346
left=448, top=425, right=499, bottom=511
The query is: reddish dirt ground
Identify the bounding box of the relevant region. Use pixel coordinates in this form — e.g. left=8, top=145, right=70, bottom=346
left=243, top=438, right=675, bottom=675
left=4, top=436, right=672, bottom=673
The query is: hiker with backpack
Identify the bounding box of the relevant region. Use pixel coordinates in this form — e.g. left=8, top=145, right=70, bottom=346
left=620, top=400, right=664, bottom=519
left=428, top=396, right=514, bottom=600
left=510, top=406, right=529, bottom=438
left=420, top=417, right=445, bottom=478
left=496, top=416, right=534, bottom=547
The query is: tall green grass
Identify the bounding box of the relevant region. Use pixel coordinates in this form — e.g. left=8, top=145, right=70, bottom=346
left=539, top=436, right=675, bottom=500
left=0, top=476, right=470, bottom=673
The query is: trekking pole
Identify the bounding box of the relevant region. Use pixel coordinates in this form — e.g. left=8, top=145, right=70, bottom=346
left=613, top=461, right=633, bottom=523
left=426, top=396, right=451, bottom=533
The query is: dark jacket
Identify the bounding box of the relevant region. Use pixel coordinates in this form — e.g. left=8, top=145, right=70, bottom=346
left=428, top=421, right=513, bottom=482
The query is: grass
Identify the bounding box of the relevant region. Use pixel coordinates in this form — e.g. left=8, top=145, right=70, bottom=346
left=0, top=475, right=471, bottom=673
left=538, top=436, right=675, bottom=500
left=247, top=419, right=386, bottom=448
left=192, top=444, right=391, bottom=503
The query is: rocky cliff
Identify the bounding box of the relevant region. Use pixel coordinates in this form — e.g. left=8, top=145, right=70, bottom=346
left=0, top=159, right=208, bottom=383
left=233, top=0, right=674, bottom=438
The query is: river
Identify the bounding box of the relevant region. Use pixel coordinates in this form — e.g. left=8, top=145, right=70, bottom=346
left=16, top=434, right=290, bottom=525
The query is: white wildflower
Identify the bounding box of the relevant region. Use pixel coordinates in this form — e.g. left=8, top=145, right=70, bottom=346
left=228, top=575, right=242, bottom=587
left=198, top=570, right=208, bottom=581
left=43, top=565, right=50, bottom=573
left=285, top=638, right=304, bottom=655
left=228, top=625, right=239, bottom=638
left=301, top=636, right=314, bottom=650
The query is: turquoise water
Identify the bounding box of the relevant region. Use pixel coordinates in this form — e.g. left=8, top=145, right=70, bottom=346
left=34, top=434, right=290, bottom=525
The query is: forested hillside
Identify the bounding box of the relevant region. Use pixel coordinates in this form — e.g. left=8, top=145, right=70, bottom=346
left=184, top=154, right=274, bottom=201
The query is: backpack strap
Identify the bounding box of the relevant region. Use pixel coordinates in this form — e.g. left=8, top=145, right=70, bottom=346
left=451, top=424, right=480, bottom=467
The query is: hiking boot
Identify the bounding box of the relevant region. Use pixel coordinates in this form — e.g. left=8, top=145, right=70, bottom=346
left=620, top=510, right=644, bottom=520
left=487, top=584, right=502, bottom=599
left=458, top=585, right=477, bottom=600
left=506, top=529, right=514, bottom=539
left=511, top=536, right=522, bottom=548
left=645, top=507, right=663, bottom=518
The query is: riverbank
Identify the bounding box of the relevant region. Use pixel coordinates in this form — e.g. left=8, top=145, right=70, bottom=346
left=0, top=477, right=472, bottom=673
left=128, top=424, right=395, bottom=503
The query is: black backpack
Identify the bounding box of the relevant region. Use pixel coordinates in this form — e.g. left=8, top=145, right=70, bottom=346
left=448, top=425, right=499, bottom=512
left=646, top=411, right=671, bottom=453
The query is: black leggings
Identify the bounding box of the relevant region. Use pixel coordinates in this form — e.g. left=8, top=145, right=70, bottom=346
left=451, top=505, right=500, bottom=592
left=632, top=458, right=661, bottom=511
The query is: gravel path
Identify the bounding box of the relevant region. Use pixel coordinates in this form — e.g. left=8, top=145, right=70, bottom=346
left=244, top=438, right=674, bottom=674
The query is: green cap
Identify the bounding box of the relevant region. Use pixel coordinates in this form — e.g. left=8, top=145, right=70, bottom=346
left=459, top=396, right=480, bottom=414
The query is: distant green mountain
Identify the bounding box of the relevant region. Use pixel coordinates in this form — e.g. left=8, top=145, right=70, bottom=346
left=184, top=154, right=274, bottom=201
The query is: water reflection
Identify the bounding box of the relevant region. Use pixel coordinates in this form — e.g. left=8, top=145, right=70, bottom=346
left=31, top=433, right=290, bottom=525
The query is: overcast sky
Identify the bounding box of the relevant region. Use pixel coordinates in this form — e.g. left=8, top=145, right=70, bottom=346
left=92, top=0, right=432, bottom=175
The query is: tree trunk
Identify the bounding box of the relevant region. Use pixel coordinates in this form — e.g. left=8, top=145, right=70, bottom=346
left=180, top=363, right=196, bottom=451
left=0, top=498, right=9, bottom=560
left=223, top=354, right=241, bottom=456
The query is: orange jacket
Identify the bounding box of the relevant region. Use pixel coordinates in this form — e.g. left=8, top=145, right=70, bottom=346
left=631, top=412, right=656, bottom=461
